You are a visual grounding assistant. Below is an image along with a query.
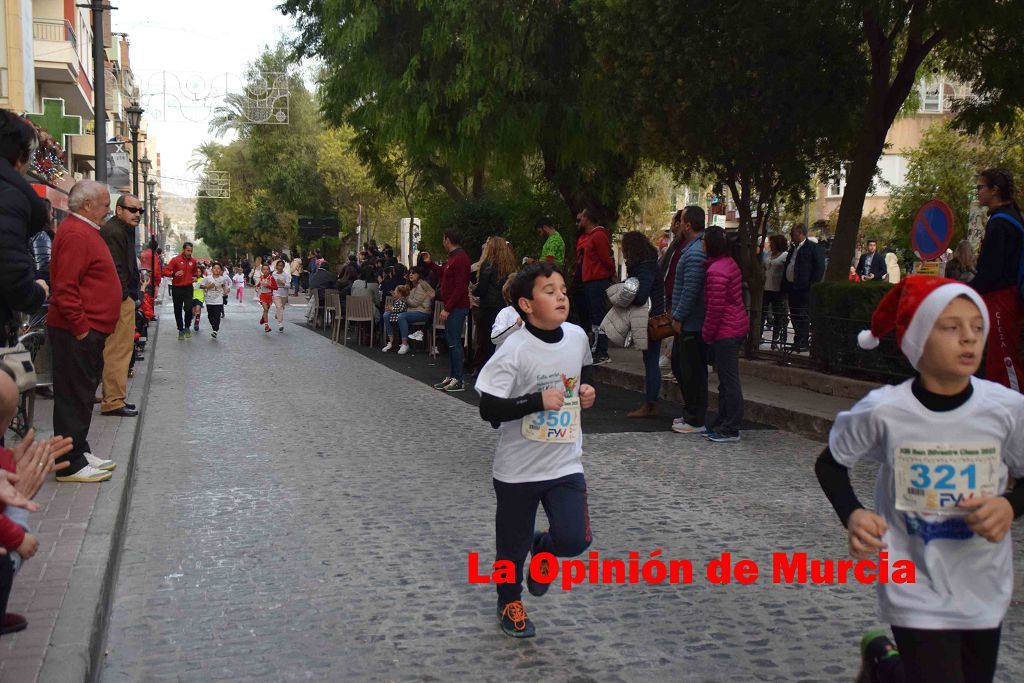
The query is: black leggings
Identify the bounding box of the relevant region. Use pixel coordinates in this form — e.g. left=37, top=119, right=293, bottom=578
left=874, top=625, right=1001, bottom=683
left=171, top=285, right=194, bottom=331
left=206, top=304, right=223, bottom=331
left=493, top=473, right=591, bottom=605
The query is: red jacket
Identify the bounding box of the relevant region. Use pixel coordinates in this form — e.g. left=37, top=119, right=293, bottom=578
left=578, top=227, right=615, bottom=282
left=163, top=254, right=199, bottom=287
left=48, top=214, right=122, bottom=338
left=702, top=255, right=749, bottom=344
left=0, top=448, right=26, bottom=551
left=440, top=248, right=471, bottom=311
left=140, top=248, right=162, bottom=287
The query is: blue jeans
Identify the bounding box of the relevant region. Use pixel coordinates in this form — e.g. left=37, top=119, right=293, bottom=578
left=445, top=307, right=469, bottom=381
left=387, top=310, right=431, bottom=341
left=642, top=339, right=662, bottom=403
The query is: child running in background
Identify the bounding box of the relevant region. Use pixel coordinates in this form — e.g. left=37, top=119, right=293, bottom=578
left=475, top=262, right=596, bottom=639
left=701, top=226, right=748, bottom=443
left=815, top=275, right=1024, bottom=683
left=271, top=259, right=290, bottom=332
left=233, top=267, right=245, bottom=304
left=255, top=263, right=277, bottom=333
left=192, top=265, right=207, bottom=332
left=202, top=263, right=232, bottom=339
left=491, top=273, right=522, bottom=348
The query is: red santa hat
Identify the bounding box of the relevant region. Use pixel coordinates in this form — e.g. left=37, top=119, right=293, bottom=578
left=857, top=275, right=989, bottom=369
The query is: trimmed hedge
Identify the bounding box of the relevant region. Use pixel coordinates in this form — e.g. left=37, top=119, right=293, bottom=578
left=809, top=281, right=913, bottom=383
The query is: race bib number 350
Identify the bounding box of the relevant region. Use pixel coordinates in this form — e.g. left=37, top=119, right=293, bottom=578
left=893, top=442, right=1001, bottom=515
left=522, top=397, right=580, bottom=443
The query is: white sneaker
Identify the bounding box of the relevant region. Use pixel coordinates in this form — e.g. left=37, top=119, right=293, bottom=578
left=659, top=355, right=670, bottom=370
left=84, top=452, right=116, bottom=471
left=382, top=342, right=393, bottom=352
left=408, top=331, right=424, bottom=341
left=671, top=421, right=707, bottom=435
left=398, top=344, right=410, bottom=355
left=56, top=465, right=112, bottom=483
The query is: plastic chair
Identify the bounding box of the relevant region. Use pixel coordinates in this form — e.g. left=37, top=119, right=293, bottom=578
left=342, top=295, right=376, bottom=346
left=324, top=290, right=342, bottom=337
left=429, top=300, right=468, bottom=358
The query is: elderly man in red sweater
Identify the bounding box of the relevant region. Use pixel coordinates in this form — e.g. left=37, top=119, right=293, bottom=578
left=48, top=180, right=121, bottom=482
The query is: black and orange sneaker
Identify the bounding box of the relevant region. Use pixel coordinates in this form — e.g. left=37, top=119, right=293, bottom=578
left=856, top=628, right=900, bottom=683
left=527, top=531, right=551, bottom=597
left=497, top=600, right=536, bottom=638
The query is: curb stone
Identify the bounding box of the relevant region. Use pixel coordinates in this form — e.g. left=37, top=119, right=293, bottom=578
left=37, top=319, right=159, bottom=683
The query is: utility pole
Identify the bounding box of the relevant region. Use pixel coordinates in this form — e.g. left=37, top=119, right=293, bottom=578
left=80, top=0, right=113, bottom=182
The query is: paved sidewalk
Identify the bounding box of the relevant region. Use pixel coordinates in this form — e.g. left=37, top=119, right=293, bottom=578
left=0, top=338, right=151, bottom=682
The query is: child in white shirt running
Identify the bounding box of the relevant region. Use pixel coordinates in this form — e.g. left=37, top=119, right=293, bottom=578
left=233, top=269, right=245, bottom=304
left=475, top=262, right=597, bottom=638
left=816, top=275, right=1024, bottom=682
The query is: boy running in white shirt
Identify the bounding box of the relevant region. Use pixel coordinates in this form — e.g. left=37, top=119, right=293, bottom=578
left=201, top=263, right=232, bottom=339
left=815, top=276, right=1024, bottom=682
left=475, top=262, right=597, bottom=638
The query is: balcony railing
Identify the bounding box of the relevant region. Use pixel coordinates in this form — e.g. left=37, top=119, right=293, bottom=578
left=33, top=19, right=77, bottom=52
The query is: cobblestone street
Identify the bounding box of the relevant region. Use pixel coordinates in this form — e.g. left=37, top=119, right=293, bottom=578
left=97, top=299, right=1024, bottom=681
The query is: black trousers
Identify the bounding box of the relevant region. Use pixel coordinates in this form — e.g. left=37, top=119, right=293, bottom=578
left=493, top=473, right=591, bottom=605
left=872, top=625, right=1002, bottom=683
left=0, top=555, right=13, bottom=621
left=475, top=306, right=501, bottom=370
left=171, top=285, right=194, bottom=331
left=206, top=303, right=224, bottom=331
left=49, top=326, right=107, bottom=474
left=788, top=289, right=810, bottom=351
left=670, top=331, right=709, bottom=427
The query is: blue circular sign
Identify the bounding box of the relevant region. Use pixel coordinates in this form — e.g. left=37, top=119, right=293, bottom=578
left=911, top=199, right=954, bottom=261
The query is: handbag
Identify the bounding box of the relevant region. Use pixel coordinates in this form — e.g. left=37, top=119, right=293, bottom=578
left=646, top=312, right=675, bottom=342
left=0, top=344, right=36, bottom=393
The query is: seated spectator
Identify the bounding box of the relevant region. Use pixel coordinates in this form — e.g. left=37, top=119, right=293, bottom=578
left=309, top=260, right=339, bottom=305
left=382, top=266, right=435, bottom=354
left=349, top=265, right=381, bottom=322
left=0, top=373, right=72, bottom=635
left=379, top=264, right=408, bottom=310
left=339, top=255, right=360, bottom=285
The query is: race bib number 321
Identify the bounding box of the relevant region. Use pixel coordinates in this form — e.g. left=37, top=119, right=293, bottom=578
left=893, top=442, right=1001, bottom=515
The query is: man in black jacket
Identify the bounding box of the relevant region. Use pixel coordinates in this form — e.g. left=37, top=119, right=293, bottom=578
left=855, top=240, right=886, bottom=281
left=98, top=195, right=142, bottom=417
left=783, top=225, right=825, bottom=352
left=0, top=111, right=48, bottom=345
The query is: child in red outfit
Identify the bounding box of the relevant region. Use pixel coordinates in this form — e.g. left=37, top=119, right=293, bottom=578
left=255, top=264, right=278, bottom=333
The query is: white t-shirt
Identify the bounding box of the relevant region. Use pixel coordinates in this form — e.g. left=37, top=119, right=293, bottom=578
left=475, top=323, right=592, bottom=483
left=830, top=377, right=1024, bottom=629
left=233, top=273, right=245, bottom=289
left=491, top=306, right=521, bottom=347
left=271, top=270, right=290, bottom=296
left=202, top=274, right=231, bottom=303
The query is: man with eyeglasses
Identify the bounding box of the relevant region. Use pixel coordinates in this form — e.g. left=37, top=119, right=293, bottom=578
left=97, top=195, right=143, bottom=418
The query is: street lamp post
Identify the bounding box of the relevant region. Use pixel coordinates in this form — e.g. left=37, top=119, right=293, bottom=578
left=125, top=100, right=144, bottom=196
left=146, top=177, right=157, bottom=295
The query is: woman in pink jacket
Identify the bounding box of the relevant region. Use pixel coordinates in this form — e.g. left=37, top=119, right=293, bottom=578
left=702, top=226, right=749, bottom=443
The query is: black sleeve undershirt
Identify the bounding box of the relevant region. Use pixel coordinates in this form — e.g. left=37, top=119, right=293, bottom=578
left=817, top=376, right=1024, bottom=527
left=479, top=391, right=544, bottom=429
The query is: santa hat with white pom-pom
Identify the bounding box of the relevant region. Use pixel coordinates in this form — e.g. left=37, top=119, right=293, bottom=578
left=857, top=275, right=989, bottom=369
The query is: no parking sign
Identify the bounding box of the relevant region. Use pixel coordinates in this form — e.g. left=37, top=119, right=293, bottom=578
left=911, top=199, right=954, bottom=261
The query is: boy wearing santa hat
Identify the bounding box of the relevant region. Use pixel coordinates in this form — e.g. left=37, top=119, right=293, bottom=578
left=815, top=275, right=1024, bottom=682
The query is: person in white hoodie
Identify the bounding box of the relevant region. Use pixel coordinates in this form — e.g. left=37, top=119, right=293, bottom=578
left=491, top=273, right=522, bottom=348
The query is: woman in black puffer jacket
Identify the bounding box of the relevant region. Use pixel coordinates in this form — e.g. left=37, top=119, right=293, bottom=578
left=0, top=110, right=48, bottom=345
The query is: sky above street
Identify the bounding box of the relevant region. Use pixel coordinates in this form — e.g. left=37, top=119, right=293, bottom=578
left=112, top=0, right=296, bottom=197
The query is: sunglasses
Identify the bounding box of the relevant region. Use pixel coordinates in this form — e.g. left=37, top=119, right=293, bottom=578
left=119, top=206, right=143, bottom=214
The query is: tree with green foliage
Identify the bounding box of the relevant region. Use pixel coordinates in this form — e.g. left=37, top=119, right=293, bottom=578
left=281, top=0, right=639, bottom=223
left=583, top=0, right=866, bottom=355
left=825, top=0, right=1024, bottom=281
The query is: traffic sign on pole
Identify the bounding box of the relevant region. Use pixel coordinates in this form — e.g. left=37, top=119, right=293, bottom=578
left=911, top=199, right=954, bottom=261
